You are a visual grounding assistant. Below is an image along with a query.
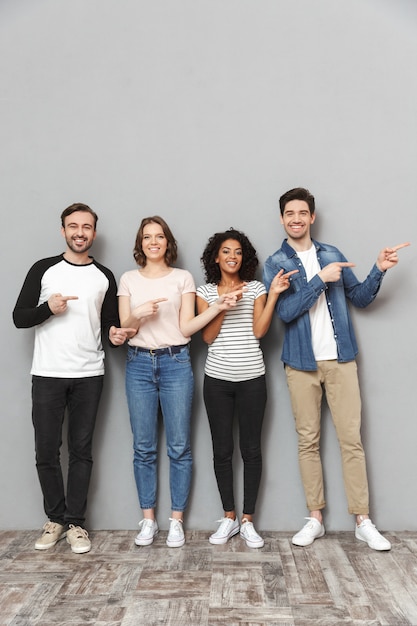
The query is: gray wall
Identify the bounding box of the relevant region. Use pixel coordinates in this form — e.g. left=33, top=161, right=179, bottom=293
left=1, top=0, right=416, bottom=532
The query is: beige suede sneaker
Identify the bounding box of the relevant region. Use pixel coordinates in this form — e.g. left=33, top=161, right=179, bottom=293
left=66, top=525, right=91, bottom=554
left=35, top=521, right=66, bottom=550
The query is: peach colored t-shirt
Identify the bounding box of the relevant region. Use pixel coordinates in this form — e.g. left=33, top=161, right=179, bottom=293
left=117, top=267, right=195, bottom=349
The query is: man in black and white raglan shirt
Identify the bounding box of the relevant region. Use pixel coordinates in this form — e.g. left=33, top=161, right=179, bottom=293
left=13, top=203, right=134, bottom=554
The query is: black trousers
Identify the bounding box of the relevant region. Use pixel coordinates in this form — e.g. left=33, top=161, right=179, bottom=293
left=31, top=375, right=103, bottom=527
left=203, top=374, right=267, bottom=516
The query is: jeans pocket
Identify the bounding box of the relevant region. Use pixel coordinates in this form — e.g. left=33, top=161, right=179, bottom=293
left=126, top=347, right=138, bottom=364
left=173, top=346, right=191, bottom=364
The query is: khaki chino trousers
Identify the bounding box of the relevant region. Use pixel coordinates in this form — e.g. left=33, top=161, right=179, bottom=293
left=285, top=360, right=369, bottom=515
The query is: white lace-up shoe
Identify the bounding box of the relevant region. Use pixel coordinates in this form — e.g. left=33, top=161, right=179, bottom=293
left=292, top=517, right=325, bottom=547
left=209, top=517, right=240, bottom=545
left=355, top=519, right=391, bottom=551
left=166, top=518, right=185, bottom=548
left=135, top=519, right=159, bottom=546
left=240, top=520, right=264, bottom=548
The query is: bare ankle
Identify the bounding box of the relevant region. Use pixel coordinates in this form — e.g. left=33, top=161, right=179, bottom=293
left=310, top=510, right=323, bottom=524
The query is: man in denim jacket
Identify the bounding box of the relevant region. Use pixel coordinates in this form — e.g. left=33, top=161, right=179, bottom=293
left=263, top=187, right=409, bottom=551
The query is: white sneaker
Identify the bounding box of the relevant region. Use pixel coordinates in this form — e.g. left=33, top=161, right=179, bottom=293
left=292, top=517, right=325, bottom=547
left=209, top=517, right=240, bottom=545
left=355, top=519, right=391, bottom=551
left=240, top=520, right=264, bottom=548
left=166, top=518, right=185, bottom=548
left=135, top=519, right=159, bottom=546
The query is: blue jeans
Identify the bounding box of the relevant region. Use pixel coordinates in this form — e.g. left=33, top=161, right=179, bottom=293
left=125, top=345, right=194, bottom=512
left=32, top=375, right=104, bottom=527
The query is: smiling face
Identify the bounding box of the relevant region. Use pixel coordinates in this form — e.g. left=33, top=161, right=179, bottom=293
left=280, top=199, right=315, bottom=248
left=141, top=222, right=168, bottom=263
left=61, top=210, right=96, bottom=257
left=215, top=238, right=243, bottom=278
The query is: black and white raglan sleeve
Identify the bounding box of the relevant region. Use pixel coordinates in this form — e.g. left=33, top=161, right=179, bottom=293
left=12, top=256, right=61, bottom=329
left=95, top=261, right=120, bottom=347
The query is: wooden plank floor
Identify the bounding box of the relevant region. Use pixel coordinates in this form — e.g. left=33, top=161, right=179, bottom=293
left=1, top=529, right=416, bottom=625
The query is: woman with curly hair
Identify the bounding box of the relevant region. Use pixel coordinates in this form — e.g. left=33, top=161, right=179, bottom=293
left=197, top=228, right=297, bottom=548
left=118, top=217, right=241, bottom=549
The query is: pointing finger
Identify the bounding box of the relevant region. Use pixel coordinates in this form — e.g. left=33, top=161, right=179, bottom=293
left=116, top=328, right=135, bottom=338
left=62, top=295, right=79, bottom=301
left=391, top=242, right=411, bottom=252
left=338, top=262, right=356, bottom=268
left=283, top=269, right=299, bottom=278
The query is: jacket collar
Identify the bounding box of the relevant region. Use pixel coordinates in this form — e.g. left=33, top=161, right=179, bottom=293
left=281, top=238, right=321, bottom=257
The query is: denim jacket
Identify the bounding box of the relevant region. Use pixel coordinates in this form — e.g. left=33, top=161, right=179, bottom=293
left=263, top=239, right=385, bottom=371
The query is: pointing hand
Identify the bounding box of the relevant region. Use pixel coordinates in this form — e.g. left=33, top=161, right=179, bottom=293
left=319, top=262, right=355, bottom=284
left=269, top=269, right=299, bottom=294
left=376, top=242, right=410, bottom=271
left=48, top=293, right=78, bottom=315
left=133, top=298, right=168, bottom=320
left=109, top=326, right=138, bottom=345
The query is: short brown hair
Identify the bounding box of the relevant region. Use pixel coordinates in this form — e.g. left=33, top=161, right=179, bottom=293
left=279, top=188, right=315, bottom=216
left=61, top=203, right=98, bottom=229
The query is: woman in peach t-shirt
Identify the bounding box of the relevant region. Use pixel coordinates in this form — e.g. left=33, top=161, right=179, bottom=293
left=118, top=216, right=240, bottom=550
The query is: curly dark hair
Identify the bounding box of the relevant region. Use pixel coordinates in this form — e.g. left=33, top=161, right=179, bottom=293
left=133, top=216, right=178, bottom=267
left=201, top=228, right=259, bottom=284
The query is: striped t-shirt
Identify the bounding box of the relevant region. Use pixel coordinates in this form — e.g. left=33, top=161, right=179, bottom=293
left=196, top=280, right=266, bottom=382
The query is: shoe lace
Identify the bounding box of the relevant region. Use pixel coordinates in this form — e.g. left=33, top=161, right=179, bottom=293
left=216, top=517, right=235, bottom=531
left=303, top=517, right=319, bottom=530
left=241, top=521, right=257, bottom=537
left=42, top=521, right=59, bottom=534
left=138, top=519, right=155, bottom=531
left=68, top=524, right=89, bottom=539
left=360, top=520, right=378, bottom=535
left=168, top=518, right=183, bottom=535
